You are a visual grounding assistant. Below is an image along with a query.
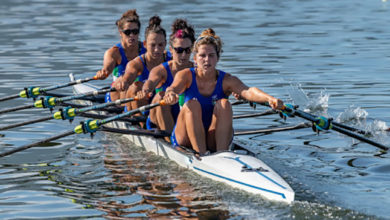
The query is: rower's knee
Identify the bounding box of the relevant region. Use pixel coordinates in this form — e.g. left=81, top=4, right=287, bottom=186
left=183, top=99, right=202, bottom=116
left=214, top=99, right=232, bottom=116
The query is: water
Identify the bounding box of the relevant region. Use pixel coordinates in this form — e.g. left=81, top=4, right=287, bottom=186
left=0, top=0, right=389, bottom=219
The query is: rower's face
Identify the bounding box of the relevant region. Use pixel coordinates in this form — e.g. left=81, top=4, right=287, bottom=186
left=145, top=32, right=166, bottom=59
left=120, top=22, right=139, bottom=46
left=194, top=44, right=218, bottom=71
left=170, top=38, right=192, bottom=65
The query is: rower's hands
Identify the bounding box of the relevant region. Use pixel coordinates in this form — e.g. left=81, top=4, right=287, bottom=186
left=95, top=69, right=110, bottom=80
left=112, top=76, right=130, bottom=92
left=136, top=89, right=153, bottom=101
left=268, top=98, right=284, bottom=110
left=163, top=90, right=179, bottom=105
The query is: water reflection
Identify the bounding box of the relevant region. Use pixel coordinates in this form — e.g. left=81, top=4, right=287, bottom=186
left=96, top=137, right=231, bottom=219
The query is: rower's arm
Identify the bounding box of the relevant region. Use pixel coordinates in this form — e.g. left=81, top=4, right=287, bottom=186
left=113, top=58, right=142, bottom=91
left=96, top=47, right=120, bottom=80
left=224, top=74, right=283, bottom=110
left=143, top=64, right=166, bottom=93
left=164, top=69, right=191, bottom=105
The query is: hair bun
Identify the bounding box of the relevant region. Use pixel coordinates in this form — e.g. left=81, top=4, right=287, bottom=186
left=148, top=16, right=162, bottom=27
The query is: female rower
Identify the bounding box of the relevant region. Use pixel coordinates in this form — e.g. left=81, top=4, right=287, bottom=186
left=112, top=15, right=171, bottom=113
left=137, top=19, right=195, bottom=139
left=95, top=9, right=146, bottom=102
left=163, top=28, right=284, bottom=155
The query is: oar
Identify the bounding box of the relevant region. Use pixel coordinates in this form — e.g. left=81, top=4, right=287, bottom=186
left=233, top=109, right=277, bottom=119
left=281, top=104, right=389, bottom=151
left=53, top=96, right=139, bottom=121
left=0, top=75, right=97, bottom=102
left=73, top=100, right=165, bottom=135
left=0, top=88, right=113, bottom=115
left=0, top=101, right=165, bottom=157
left=0, top=96, right=138, bottom=131
left=234, top=122, right=311, bottom=135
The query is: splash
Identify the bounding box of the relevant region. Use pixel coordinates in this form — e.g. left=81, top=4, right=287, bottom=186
left=366, top=120, right=389, bottom=134
left=305, top=90, right=329, bottom=113
left=287, top=83, right=329, bottom=114
left=336, top=106, right=368, bottom=124
left=287, top=82, right=309, bottom=107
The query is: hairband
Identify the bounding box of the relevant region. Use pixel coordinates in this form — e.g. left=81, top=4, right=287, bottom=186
left=175, top=29, right=184, bottom=38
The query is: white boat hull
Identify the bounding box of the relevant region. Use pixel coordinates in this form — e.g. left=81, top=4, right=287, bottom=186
left=70, top=74, right=295, bottom=203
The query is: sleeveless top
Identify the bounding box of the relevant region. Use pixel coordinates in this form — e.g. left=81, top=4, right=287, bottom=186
left=135, top=50, right=172, bottom=83
left=183, top=67, right=227, bottom=130
left=112, top=42, right=146, bottom=81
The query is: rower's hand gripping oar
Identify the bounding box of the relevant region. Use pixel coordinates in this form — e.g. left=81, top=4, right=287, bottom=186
left=0, top=101, right=165, bottom=158
left=73, top=100, right=166, bottom=137
left=0, top=75, right=98, bottom=103
left=279, top=104, right=389, bottom=151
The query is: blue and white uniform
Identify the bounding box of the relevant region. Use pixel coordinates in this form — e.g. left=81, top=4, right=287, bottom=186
left=171, top=67, right=228, bottom=147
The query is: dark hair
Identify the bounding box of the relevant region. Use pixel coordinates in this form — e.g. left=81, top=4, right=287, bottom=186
left=116, top=9, right=141, bottom=30
left=194, top=28, right=223, bottom=58
left=169, top=19, right=195, bottom=46
left=144, top=15, right=166, bottom=40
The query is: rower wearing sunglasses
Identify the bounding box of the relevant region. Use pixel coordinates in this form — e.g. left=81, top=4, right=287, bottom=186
left=95, top=9, right=146, bottom=102
left=136, top=19, right=195, bottom=141
left=112, top=15, right=172, bottom=124
left=163, top=28, right=285, bottom=155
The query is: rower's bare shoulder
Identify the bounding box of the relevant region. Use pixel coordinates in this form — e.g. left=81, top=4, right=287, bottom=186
left=105, top=46, right=121, bottom=61
left=126, top=56, right=143, bottom=72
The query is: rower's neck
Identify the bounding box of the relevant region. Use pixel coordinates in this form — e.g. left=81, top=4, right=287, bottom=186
left=172, top=60, right=192, bottom=72
left=145, top=52, right=164, bottom=66
left=196, top=67, right=217, bottom=80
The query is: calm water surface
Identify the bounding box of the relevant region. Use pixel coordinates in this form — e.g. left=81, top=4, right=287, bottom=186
left=0, top=0, right=389, bottom=219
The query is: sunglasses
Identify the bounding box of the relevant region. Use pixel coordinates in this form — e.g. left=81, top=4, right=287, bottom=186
left=173, top=47, right=192, bottom=54
left=122, top=28, right=139, bottom=36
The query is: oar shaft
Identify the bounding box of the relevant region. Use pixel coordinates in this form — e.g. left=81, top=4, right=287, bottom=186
left=0, top=130, right=75, bottom=157
left=332, top=121, right=368, bottom=135
left=0, top=104, right=34, bottom=115
left=75, top=98, right=132, bottom=114
left=100, top=102, right=160, bottom=125
left=233, top=110, right=276, bottom=119
left=292, top=108, right=389, bottom=150
left=41, top=76, right=96, bottom=93
left=0, top=116, right=53, bottom=131
left=332, top=125, right=389, bottom=150
left=58, top=87, right=114, bottom=102
left=0, top=94, right=20, bottom=102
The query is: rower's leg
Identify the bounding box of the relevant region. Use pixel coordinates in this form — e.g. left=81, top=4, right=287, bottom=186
left=126, top=81, right=148, bottom=127
left=208, top=99, right=233, bottom=152
left=175, top=100, right=207, bottom=154
left=150, top=91, right=174, bottom=142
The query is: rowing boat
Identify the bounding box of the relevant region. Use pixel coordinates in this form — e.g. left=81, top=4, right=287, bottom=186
left=70, top=73, right=295, bottom=204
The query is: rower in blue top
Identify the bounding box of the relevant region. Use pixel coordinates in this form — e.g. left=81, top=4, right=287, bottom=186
left=163, top=28, right=285, bottom=155
left=137, top=18, right=195, bottom=142
left=112, top=15, right=171, bottom=127
left=95, top=9, right=146, bottom=103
